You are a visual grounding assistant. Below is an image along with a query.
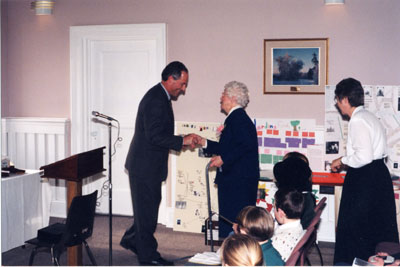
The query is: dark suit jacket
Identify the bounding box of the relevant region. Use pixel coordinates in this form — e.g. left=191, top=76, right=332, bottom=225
left=204, top=108, right=260, bottom=185
left=125, top=83, right=183, bottom=182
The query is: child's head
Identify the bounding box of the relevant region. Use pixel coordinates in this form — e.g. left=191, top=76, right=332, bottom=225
left=273, top=156, right=312, bottom=192
left=235, top=206, right=274, bottom=242
left=274, top=188, right=304, bottom=224
left=220, top=234, right=263, bottom=266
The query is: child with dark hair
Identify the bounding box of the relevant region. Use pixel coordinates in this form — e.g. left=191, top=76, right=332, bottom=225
left=272, top=188, right=306, bottom=262
left=235, top=206, right=284, bottom=266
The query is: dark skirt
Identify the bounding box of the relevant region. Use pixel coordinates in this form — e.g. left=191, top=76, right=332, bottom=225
left=218, top=178, right=259, bottom=238
left=334, top=159, right=399, bottom=265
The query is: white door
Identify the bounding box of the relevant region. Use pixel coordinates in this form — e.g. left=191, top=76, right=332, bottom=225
left=70, top=24, right=166, bottom=216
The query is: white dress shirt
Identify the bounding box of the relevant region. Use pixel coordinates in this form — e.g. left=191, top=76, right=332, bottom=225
left=160, top=82, right=171, bottom=100
left=341, top=106, right=387, bottom=168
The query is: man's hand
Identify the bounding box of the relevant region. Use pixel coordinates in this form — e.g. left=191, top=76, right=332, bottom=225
left=193, top=135, right=206, bottom=147
left=210, top=155, right=223, bottom=168
left=183, top=133, right=203, bottom=149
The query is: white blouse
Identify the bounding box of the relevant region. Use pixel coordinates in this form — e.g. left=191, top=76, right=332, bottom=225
left=341, top=106, right=387, bottom=168
left=271, top=220, right=305, bottom=262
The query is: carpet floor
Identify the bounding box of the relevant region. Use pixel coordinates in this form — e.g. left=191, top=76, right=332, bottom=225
left=1, top=214, right=334, bottom=266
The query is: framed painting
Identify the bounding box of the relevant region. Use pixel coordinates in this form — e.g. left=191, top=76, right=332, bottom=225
left=263, top=38, right=328, bottom=94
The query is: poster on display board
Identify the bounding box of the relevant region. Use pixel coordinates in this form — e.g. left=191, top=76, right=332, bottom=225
left=254, top=118, right=324, bottom=171
left=174, top=121, right=220, bottom=233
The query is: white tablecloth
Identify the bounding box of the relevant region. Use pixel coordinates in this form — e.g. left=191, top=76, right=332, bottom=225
left=1, top=170, right=51, bottom=252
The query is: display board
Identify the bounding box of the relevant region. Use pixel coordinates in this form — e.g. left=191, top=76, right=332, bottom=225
left=174, top=121, right=221, bottom=233
left=324, top=85, right=400, bottom=176
left=174, top=119, right=325, bottom=234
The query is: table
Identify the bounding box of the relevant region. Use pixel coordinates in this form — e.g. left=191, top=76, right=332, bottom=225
left=1, top=170, right=51, bottom=252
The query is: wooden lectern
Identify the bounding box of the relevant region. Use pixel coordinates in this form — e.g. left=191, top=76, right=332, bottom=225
left=40, top=146, right=105, bottom=266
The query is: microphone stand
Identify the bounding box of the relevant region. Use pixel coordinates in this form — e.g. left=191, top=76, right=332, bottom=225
left=92, top=113, right=118, bottom=266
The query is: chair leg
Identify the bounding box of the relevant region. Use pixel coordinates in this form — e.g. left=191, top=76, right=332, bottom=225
left=55, top=256, right=61, bottom=266
left=314, top=242, right=324, bottom=266
left=300, top=254, right=305, bottom=266
left=28, top=247, right=37, bottom=266
left=305, top=256, right=311, bottom=266
left=83, top=240, right=98, bottom=266
left=50, top=246, right=60, bottom=266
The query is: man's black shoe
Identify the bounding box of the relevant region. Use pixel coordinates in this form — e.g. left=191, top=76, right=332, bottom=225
left=139, top=257, right=174, bottom=266
left=120, top=239, right=138, bottom=254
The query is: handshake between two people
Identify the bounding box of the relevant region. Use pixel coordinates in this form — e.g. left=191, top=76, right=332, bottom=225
left=183, top=133, right=205, bottom=149
left=182, top=134, right=224, bottom=168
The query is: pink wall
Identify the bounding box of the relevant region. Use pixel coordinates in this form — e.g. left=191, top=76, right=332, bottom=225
left=2, top=0, right=400, bottom=125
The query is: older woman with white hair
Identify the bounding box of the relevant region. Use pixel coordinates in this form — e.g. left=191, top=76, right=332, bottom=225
left=200, top=81, right=260, bottom=238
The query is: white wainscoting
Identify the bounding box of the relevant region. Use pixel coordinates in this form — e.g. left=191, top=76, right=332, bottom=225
left=1, top=117, right=71, bottom=218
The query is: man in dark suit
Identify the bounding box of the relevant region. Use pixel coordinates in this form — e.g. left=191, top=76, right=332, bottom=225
left=120, top=61, right=198, bottom=266
left=200, top=81, right=260, bottom=238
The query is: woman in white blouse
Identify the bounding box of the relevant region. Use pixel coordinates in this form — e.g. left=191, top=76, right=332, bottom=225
left=331, top=78, right=399, bottom=265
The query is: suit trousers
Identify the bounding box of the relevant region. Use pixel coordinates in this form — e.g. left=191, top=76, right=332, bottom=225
left=121, top=173, right=162, bottom=262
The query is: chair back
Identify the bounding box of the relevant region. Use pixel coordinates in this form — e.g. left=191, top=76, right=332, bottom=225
left=314, top=196, right=327, bottom=213
left=64, top=190, right=98, bottom=246
left=298, top=197, right=327, bottom=265
left=307, top=206, right=324, bottom=231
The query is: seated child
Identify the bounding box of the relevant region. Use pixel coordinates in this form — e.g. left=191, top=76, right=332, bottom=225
left=234, top=206, right=284, bottom=266
left=272, top=188, right=306, bottom=262
left=220, top=234, right=263, bottom=266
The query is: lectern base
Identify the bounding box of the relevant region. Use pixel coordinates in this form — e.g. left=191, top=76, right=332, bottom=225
left=67, top=180, right=83, bottom=266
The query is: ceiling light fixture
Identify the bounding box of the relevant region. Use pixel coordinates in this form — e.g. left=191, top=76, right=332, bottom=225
left=31, top=0, right=55, bottom=15
left=324, top=0, right=345, bottom=5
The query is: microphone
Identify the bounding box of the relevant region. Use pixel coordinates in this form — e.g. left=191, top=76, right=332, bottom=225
left=92, top=111, right=117, bottom=121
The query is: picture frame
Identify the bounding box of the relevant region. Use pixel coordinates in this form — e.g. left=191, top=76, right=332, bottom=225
left=263, top=38, right=328, bottom=94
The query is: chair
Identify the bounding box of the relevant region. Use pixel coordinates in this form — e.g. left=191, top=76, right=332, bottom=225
left=303, top=196, right=327, bottom=266
left=25, top=190, right=98, bottom=266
